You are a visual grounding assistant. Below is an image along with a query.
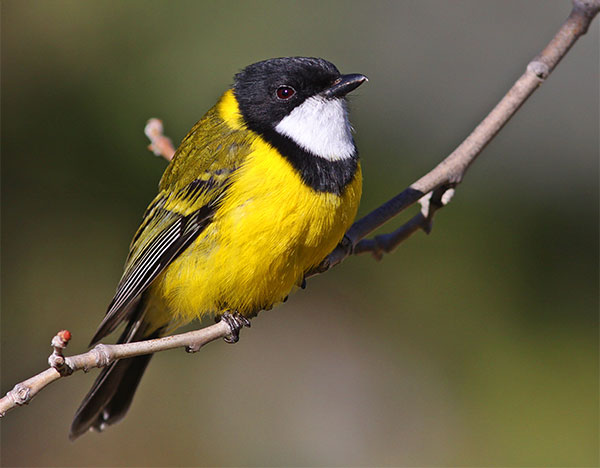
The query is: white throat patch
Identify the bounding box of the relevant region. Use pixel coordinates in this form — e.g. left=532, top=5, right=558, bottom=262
left=274, top=96, right=355, bottom=161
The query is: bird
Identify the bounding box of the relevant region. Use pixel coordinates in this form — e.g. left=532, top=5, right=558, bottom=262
left=69, top=57, right=367, bottom=440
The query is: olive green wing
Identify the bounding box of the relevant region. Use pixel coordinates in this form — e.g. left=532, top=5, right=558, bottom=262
left=90, top=107, right=254, bottom=344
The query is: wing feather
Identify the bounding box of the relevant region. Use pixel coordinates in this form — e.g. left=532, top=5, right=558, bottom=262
left=90, top=205, right=213, bottom=345
left=90, top=102, right=255, bottom=345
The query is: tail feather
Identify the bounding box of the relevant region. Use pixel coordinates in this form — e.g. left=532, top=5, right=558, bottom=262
left=70, top=300, right=162, bottom=441
left=69, top=353, right=154, bottom=440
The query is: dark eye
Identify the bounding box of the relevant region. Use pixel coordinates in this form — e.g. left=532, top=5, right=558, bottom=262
left=276, top=86, right=296, bottom=100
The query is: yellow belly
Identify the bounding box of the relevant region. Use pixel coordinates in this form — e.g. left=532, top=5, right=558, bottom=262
left=150, top=138, right=362, bottom=323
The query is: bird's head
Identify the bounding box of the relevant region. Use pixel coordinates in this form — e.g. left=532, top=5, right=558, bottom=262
left=233, top=57, right=367, bottom=161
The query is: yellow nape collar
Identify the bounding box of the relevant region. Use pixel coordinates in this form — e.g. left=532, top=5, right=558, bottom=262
left=217, top=90, right=246, bottom=130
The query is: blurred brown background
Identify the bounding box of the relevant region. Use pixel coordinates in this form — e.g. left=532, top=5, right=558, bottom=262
left=1, top=1, right=598, bottom=466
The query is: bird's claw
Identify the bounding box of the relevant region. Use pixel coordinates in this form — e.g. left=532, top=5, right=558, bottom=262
left=219, top=312, right=251, bottom=343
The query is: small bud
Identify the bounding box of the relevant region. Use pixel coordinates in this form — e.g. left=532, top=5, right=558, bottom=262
left=58, top=330, right=71, bottom=343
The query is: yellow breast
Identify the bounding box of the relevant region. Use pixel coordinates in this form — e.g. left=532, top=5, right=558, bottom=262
left=154, top=139, right=361, bottom=322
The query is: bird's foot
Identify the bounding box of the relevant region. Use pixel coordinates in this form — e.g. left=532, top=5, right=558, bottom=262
left=219, top=311, right=251, bottom=344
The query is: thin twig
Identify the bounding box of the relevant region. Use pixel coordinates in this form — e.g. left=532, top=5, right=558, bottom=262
left=145, top=118, right=176, bottom=161
left=0, top=321, right=233, bottom=417
left=1, top=0, right=597, bottom=420
left=353, top=187, right=454, bottom=259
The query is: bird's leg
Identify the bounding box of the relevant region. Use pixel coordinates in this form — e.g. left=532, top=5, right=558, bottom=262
left=219, top=311, right=251, bottom=344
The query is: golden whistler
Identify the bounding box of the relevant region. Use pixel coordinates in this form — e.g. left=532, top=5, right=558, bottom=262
left=70, top=57, right=367, bottom=440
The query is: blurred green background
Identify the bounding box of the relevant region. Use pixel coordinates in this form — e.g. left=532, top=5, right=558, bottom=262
left=1, top=1, right=598, bottom=466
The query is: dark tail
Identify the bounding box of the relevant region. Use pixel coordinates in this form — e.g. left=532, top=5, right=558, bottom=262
left=69, top=305, right=161, bottom=441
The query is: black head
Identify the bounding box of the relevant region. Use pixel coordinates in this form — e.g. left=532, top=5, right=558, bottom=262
left=233, top=57, right=366, bottom=134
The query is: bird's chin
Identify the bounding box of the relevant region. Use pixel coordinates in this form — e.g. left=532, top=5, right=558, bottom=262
left=274, top=95, right=355, bottom=161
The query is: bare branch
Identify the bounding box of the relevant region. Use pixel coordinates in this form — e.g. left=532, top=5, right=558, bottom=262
left=318, top=0, right=599, bottom=268
left=0, top=320, right=235, bottom=417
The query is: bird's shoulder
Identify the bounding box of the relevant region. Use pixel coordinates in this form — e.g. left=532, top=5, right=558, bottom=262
left=159, top=93, right=255, bottom=195
left=130, top=94, right=257, bottom=254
